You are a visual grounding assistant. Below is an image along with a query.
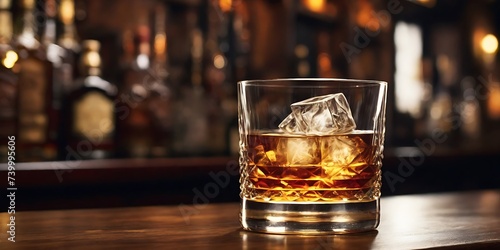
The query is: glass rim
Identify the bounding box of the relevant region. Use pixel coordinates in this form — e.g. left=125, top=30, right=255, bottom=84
left=238, top=78, right=387, bottom=88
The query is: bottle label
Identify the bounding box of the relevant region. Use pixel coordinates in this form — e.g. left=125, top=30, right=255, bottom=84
left=18, top=58, right=48, bottom=143
left=73, top=91, right=114, bottom=143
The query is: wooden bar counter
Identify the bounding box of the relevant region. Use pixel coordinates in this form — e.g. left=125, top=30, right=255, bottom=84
left=1, top=189, right=500, bottom=249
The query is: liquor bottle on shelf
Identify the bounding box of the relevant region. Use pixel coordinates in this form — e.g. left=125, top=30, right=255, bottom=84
left=458, top=77, right=481, bottom=145
left=41, top=0, right=72, bottom=158
left=57, top=0, right=80, bottom=93
left=55, top=0, right=80, bottom=158
left=206, top=3, right=245, bottom=155
left=172, top=27, right=210, bottom=155
left=118, top=24, right=172, bottom=158
left=0, top=0, right=17, bottom=160
left=148, top=4, right=173, bottom=157
left=13, top=0, right=56, bottom=162
left=64, top=40, right=117, bottom=160
left=58, top=0, right=79, bottom=49
left=117, top=26, right=155, bottom=158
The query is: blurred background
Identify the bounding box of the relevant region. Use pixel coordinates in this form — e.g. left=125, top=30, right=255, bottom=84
left=1, top=0, right=500, bottom=161
left=1, top=0, right=500, bottom=210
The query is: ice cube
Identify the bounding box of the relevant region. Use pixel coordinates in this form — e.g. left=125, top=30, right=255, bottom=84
left=321, top=136, right=365, bottom=166
left=321, top=135, right=367, bottom=177
left=278, top=93, right=356, bottom=135
left=278, top=113, right=300, bottom=133
left=276, top=137, right=320, bottom=166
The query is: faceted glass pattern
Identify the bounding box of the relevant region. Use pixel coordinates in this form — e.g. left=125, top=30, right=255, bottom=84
left=240, top=130, right=382, bottom=202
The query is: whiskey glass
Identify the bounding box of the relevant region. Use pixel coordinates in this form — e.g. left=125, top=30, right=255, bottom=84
left=238, top=78, right=387, bottom=234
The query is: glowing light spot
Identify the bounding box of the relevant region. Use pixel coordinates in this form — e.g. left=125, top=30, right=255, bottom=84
left=481, top=34, right=498, bottom=54
left=3, top=50, right=18, bottom=69
left=213, top=54, right=226, bottom=69
left=219, top=0, right=232, bottom=13
left=60, top=0, right=75, bottom=25
left=136, top=54, right=150, bottom=69
left=154, top=33, right=167, bottom=55
left=265, top=226, right=286, bottom=233
left=265, top=216, right=286, bottom=222
left=318, top=53, right=332, bottom=72
left=304, top=0, right=326, bottom=12
left=394, top=21, right=425, bottom=118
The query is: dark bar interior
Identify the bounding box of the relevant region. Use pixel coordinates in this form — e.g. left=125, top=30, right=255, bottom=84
left=1, top=0, right=499, bottom=207
left=0, top=0, right=500, bottom=248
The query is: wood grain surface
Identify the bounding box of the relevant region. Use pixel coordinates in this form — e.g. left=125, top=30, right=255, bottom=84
left=1, top=189, right=499, bottom=249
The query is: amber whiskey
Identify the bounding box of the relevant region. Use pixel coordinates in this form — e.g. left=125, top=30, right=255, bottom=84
left=241, top=130, right=381, bottom=202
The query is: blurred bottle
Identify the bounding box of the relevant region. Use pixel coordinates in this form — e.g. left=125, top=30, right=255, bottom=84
left=0, top=0, right=17, bottom=160
left=58, top=0, right=79, bottom=48
left=204, top=14, right=230, bottom=155
left=148, top=5, right=173, bottom=157
left=64, top=40, right=117, bottom=160
left=173, top=28, right=210, bottom=155
left=57, top=0, right=80, bottom=93
left=118, top=26, right=162, bottom=158
left=115, top=29, right=134, bottom=158
left=56, top=0, right=80, bottom=158
left=13, top=0, right=56, bottom=161
left=222, top=3, right=249, bottom=156
left=42, top=0, right=80, bottom=160
left=42, top=0, right=62, bottom=116
left=203, top=3, right=243, bottom=156
left=458, top=77, right=481, bottom=145
left=426, top=55, right=454, bottom=140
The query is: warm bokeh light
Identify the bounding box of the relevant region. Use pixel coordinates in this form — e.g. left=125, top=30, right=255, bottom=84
left=303, top=0, right=326, bottom=12
left=59, top=0, right=75, bottom=25
left=356, top=0, right=379, bottom=32
left=294, top=45, right=309, bottom=59
left=318, top=53, right=331, bottom=69
left=154, top=33, right=167, bottom=56
left=487, top=83, right=500, bottom=119
left=2, top=50, right=18, bottom=69
left=219, top=0, right=232, bottom=13
left=411, top=0, right=436, bottom=8
left=394, top=21, right=425, bottom=118
left=318, top=53, right=333, bottom=77
left=481, top=34, right=498, bottom=54
left=86, top=51, right=101, bottom=68
left=213, top=54, right=226, bottom=69
left=22, top=0, right=35, bottom=9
